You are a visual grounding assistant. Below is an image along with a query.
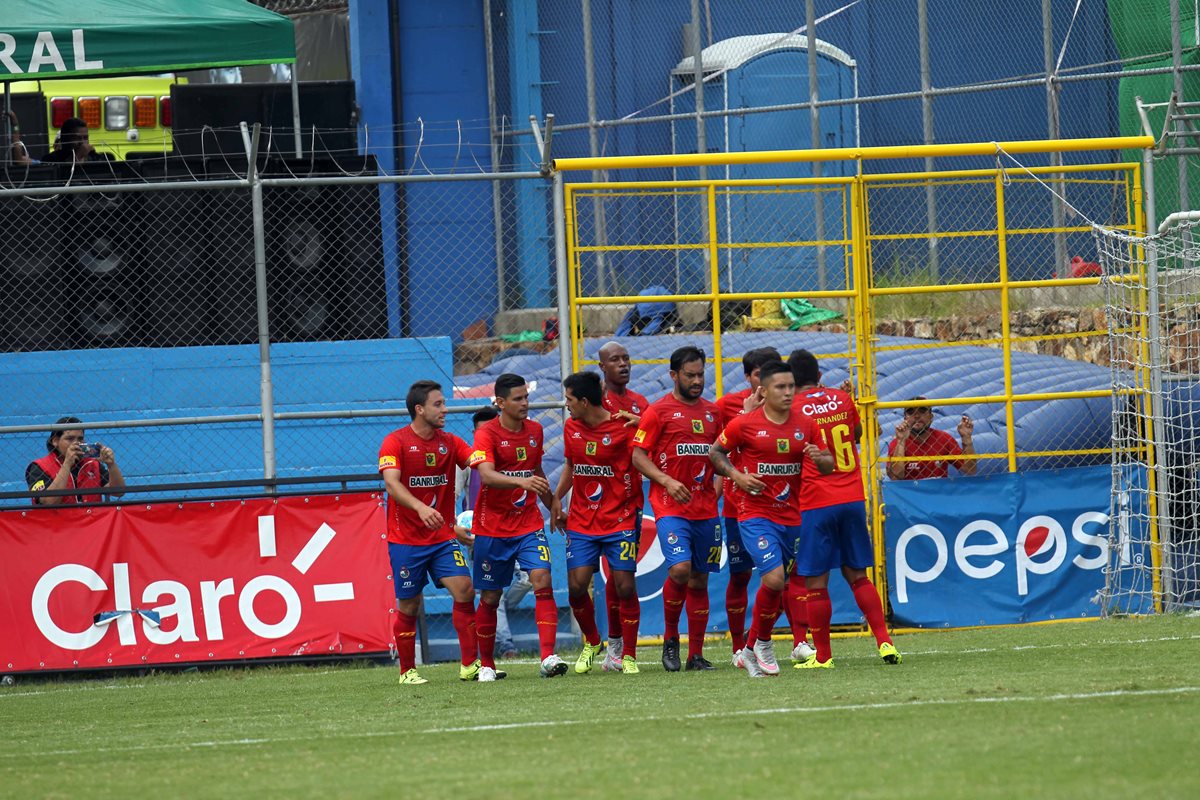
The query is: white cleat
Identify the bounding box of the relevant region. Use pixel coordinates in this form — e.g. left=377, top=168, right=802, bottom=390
left=477, top=666, right=498, bottom=682
left=733, top=648, right=744, bottom=668
left=791, top=641, right=816, bottom=662
left=742, top=647, right=764, bottom=678
left=602, top=636, right=624, bottom=671
left=540, top=653, right=569, bottom=678
left=752, top=638, right=781, bottom=676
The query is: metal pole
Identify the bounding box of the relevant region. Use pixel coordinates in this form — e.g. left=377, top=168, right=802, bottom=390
left=807, top=0, right=827, bottom=290
left=1172, top=0, right=1188, bottom=215
left=290, top=66, right=302, bottom=159
left=553, top=171, right=572, bottom=392
left=692, top=0, right=710, bottom=295
left=249, top=123, right=278, bottom=484
left=582, top=0, right=610, bottom=296
left=3, top=83, right=11, bottom=167
left=918, top=0, right=939, bottom=281
left=1044, top=0, right=1067, bottom=300
left=484, top=0, right=508, bottom=313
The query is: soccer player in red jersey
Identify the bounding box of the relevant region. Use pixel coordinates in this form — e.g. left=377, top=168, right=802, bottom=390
left=632, top=345, right=723, bottom=672
left=378, top=380, right=480, bottom=686
left=598, top=341, right=650, bottom=670
left=710, top=360, right=833, bottom=678
left=887, top=397, right=976, bottom=480
left=467, top=373, right=563, bottom=681
left=788, top=350, right=901, bottom=669
left=551, top=370, right=642, bottom=675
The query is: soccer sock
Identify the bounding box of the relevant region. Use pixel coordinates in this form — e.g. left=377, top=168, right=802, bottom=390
left=726, top=570, right=751, bottom=652
left=808, top=587, right=833, bottom=663
left=786, top=573, right=810, bottom=646
left=475, top=598, right=499, bottom=669
left=851, top=577, right=892, bottom=647
left=619, top=593, right=640, bottom=660
left=534, top=587, right=559, bottom=659
left=685, top=586, right=710, bottom=659
left=662, top=577, right=687, bottom=639
left=393, top=611, right=418, bottom=673
left=451, top=600, right=478, bottom=666
left=604, top=568, right=622, bottom=639
left=568, top=593, right=601, bottom=646
left=753, top=585, right=783, bottom=643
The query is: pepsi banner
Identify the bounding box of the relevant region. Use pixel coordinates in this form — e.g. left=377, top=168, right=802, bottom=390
left=883, top=465, right=1131, bottom=627
left=0, top=494, right=394, bottom=673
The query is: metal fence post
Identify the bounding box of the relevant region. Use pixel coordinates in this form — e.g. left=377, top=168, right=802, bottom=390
left=249, top=124, right=277, bottom=484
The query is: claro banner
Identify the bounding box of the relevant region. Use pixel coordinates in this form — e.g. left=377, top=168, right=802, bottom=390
left=0, top=494, right=394, bottom=673
left=883, top=465, right=1135, bottom=627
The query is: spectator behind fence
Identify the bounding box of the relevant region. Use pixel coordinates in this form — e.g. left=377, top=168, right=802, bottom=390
left=26, top=417, right=126, bottom=505
left=4, top=110, right=34, bottom=166
left=40, top=117, right=100, bottom=164
left=886, top=397, right=976, bottom=480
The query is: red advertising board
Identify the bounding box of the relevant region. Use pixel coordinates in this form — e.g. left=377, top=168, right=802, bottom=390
left=0, top=493, right=394, bottom=673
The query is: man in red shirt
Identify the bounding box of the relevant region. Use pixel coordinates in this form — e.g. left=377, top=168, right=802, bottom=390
left=886, top=396, right=977, bottom=480
left=378, top=380, right=480, bottom=686
left=710, top=360, right=833, bottom=678
left=598, top=341, right=650, bottom=670
left=551, top=370, right=641, bottom=675
left=467, top=373, right=562, bottom=681
left=788, top=350, right=901, bottom=669
left=633, top=346, right=723, bottom=672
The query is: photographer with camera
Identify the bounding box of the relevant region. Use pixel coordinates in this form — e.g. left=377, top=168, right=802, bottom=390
left=25, top=416, right=126, bottom=505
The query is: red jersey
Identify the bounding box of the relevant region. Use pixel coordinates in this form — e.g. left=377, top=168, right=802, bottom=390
left=603, top=387, right=649, bottom=509
left=716, top=387, right=753, bottom=519
left=563, top=415, right=636, bottom=535
left=467, top=417, right=546, bottom=537
left=633, top=394, right=721, bottom=520
left=887, top=427, right=963, bottom=480
left=794, top=387, right=866, bottom=510
left=378, top=426, right=473, bottom=545
left=717, top=406, right=815, bottom=526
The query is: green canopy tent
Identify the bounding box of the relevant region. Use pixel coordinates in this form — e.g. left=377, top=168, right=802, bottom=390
left=2, top=0, right=297, bottom=157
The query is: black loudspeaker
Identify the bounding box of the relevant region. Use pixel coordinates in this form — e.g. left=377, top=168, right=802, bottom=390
left=0, top=166, right=70, bottom=352
left=203, top=156, right=259, bottom=344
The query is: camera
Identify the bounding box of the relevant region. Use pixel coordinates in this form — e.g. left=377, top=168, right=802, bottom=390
left=79, top=443, right=102, bottom=459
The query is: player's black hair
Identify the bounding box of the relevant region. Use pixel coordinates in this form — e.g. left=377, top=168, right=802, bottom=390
left=742, top=346, right=781, bottom=376
left=563, top=370, right=603, bottom=406
left=46, top=416, right=83, bottom=452
left=406, top=380, right=443, bottom=418
left=494, top=373, right=526, bottom=399
left=788, top=349, right=821, bottom=387
left=758, top=360, right=794, bottom=386
left=669, top=345, right=706, bottom=372
left=472, top=406, right=500, bottom=427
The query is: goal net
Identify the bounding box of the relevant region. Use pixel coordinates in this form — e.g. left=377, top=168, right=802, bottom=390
left=1095, top=216, right=1200, bottom=614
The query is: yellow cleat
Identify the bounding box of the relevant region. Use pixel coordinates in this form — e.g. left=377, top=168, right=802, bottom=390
left=575, top=642, right=605, bottom=674
left=459, top=658, right=482, bottom=681
left=621, top=655, right=640, bottom=675
left=794, top=655, right=834, bottom=670
left=399, top=668, right=429, bottom=685
left=879, top=642, right=902, bottom=665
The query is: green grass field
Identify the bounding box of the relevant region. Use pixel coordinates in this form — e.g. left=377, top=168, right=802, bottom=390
left=4, top=615, right=1199, bottom=799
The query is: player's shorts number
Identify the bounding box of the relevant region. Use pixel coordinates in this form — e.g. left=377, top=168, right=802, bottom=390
left=453, top=550, right=467, bottom=567
left=618, top=541, right=637, bottom=561
left=830, top=423, right=856, bottom=473
left=538, top=545, right=551, bottom=562
left=708, top=545, right=722, bottom=564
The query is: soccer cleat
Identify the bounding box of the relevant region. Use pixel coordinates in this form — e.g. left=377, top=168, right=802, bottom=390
left=540, top=653, right=569, bottom=678
left=879, top=641, right=902, bottom=665
left=685, top=654, right=716, bottom=671
left=602, top=652, right=623, bottom=672
left=398, top=668, right=429, bottom=685
left=752, top=638, right=781, bottom=675
left=621, top=655, right=640, bottom=675
left=661, top=637, right=682, bottom=672
left=741, top=650, right=764, bottom=678
left=574, top=642, right=605, bottom=674
left=791, top=641, right=817, bottom=662
left=459, top=659, right=482, bottom=681
left=478, top=666, right=498, bottom=682
left=795, top=655, right=834, bottom=670
left=606, top=636, right=624, bottom=663
left=732, top=648, right=744, bottom=669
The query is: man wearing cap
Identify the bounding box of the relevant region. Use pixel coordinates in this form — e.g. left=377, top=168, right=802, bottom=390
left=886, top=398, right=976, bottom=480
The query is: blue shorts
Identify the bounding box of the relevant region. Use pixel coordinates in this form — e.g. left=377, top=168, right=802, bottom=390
left=657, top=516, right=723, bottom=573
left=566, top=528, right=639, bottom=572
left=473, top=529, right=552, bottom=589
left=389, top=540, right=471, bottom=600
left=722, top=516, right=754, bottom=574
left=739, top=518, right=801, bottom=574
left=795, top=501, right=873, bottom=575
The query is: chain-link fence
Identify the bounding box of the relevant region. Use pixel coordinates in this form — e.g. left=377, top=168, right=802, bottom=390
left=0, top=149, right=566, bottom=505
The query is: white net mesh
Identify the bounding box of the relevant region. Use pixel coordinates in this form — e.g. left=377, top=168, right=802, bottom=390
left=1095, top=217, right=1200, bottom=614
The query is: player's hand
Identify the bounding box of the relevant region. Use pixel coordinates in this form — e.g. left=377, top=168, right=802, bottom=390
left=894, top=418, right=911, bottom=443
left=733, top=471, right=767, bottom=496
left=550, top=498, right=568, bottom=533
left=454, top=525, right=475, bottom=547
left=417, top=504, right=444, bottom=530
left=98, top=445, right=116, bottom=465
left=522, top=475, right=552, bottom=495
left=957, top=414, right=974, bottom=442
left=614, top=409, right=640, bottom=428
left=743, top=387, right=766, bottom=414
left=664, top=478, right=692, bottom=504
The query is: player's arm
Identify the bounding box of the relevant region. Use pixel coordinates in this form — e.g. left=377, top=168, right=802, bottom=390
left=533, top=466, right=554, bottom=509
left=475, top=459, right=550, bottom=494
left=803, top=443, right=836, bottom=475
left=709, top=432, right=766, bottom=494
left=632, top=446, right=692, bottom=504
left=381, top=469, right=443, bottom=530
left=550, top=458, right=573, bottom=532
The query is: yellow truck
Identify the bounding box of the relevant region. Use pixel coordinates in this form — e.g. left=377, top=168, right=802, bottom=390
left=10, top=75, right=183, bottom=161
